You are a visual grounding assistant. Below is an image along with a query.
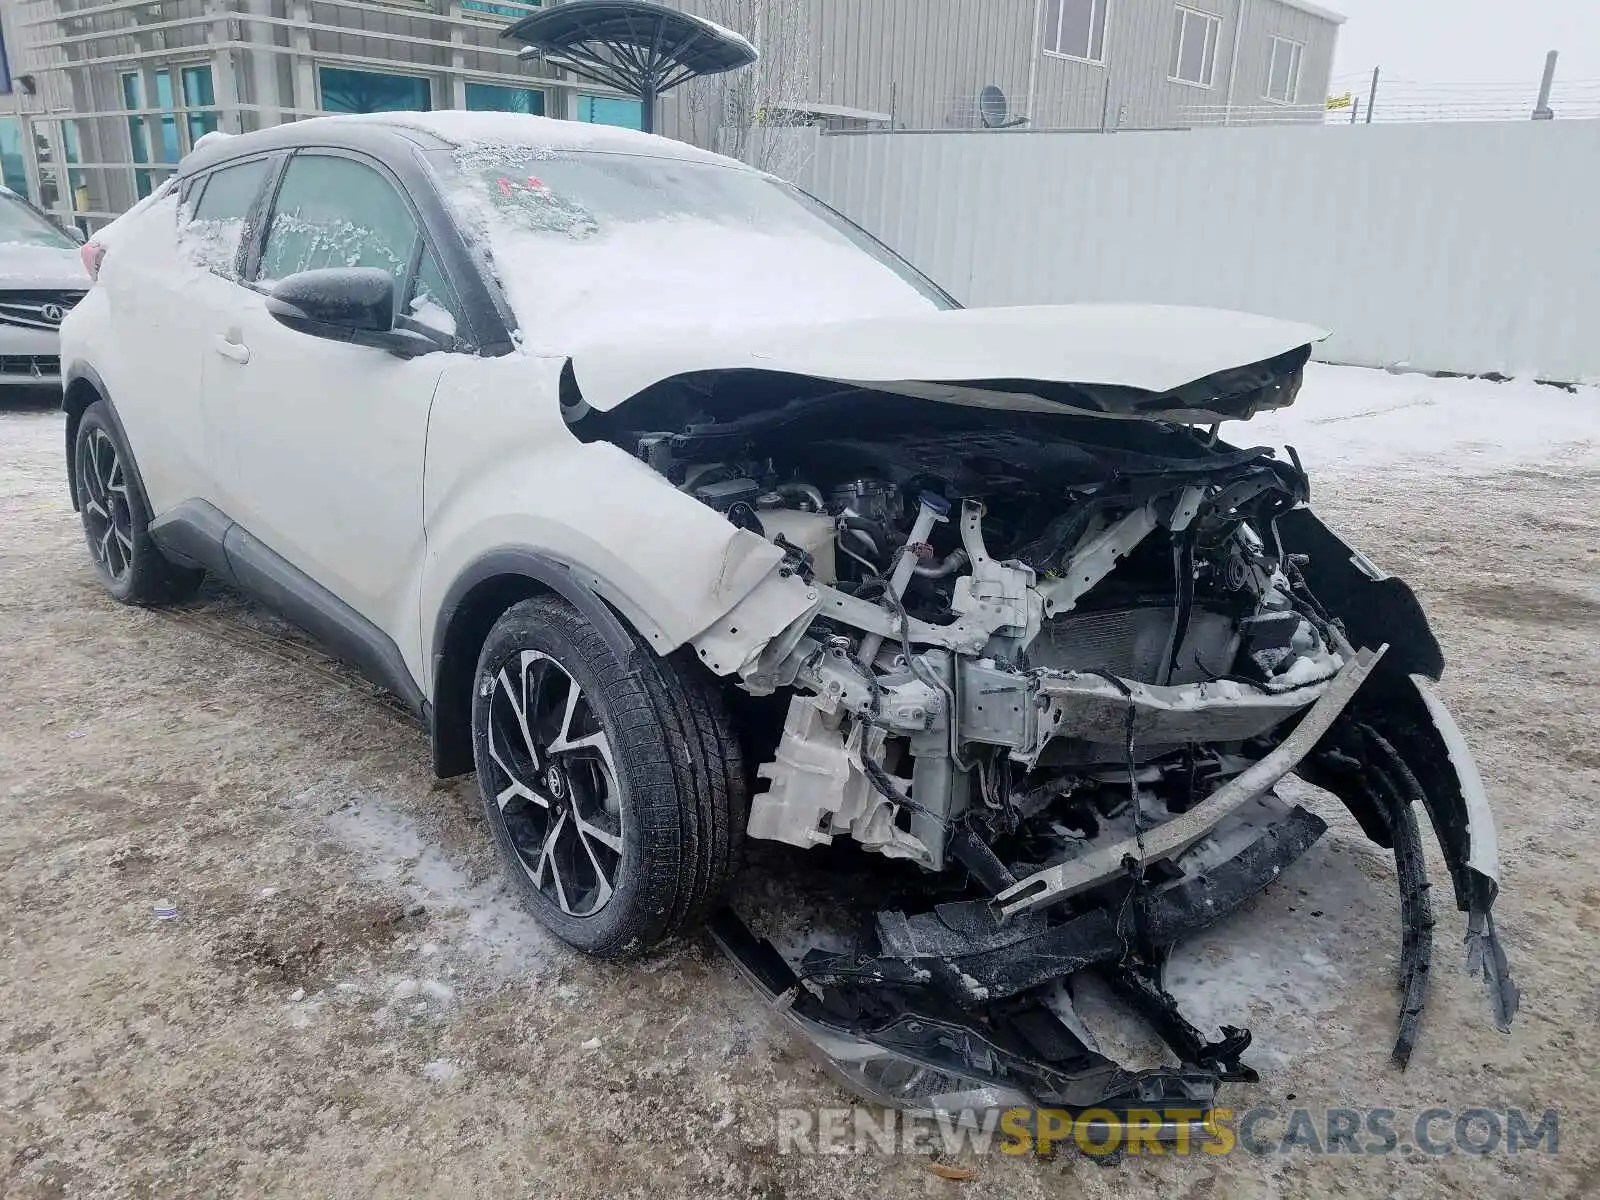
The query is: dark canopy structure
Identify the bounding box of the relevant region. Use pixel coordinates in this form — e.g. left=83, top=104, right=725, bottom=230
left=502, top=0, right=759, bottom=134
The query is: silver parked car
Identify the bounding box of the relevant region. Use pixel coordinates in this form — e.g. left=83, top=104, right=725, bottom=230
left=0, top=187, right=89, bottom=390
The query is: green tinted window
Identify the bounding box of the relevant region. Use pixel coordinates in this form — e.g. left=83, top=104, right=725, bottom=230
left=257, top=154, right=419, bottom=289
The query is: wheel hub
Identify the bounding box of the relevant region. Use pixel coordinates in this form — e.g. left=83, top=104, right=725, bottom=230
left=77, top=426, right=135, bottom=583
left=483, top=650, right=625, bottom=918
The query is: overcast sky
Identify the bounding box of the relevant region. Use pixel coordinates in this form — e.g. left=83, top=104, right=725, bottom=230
left=1329, top=0, right=1596, bottom=87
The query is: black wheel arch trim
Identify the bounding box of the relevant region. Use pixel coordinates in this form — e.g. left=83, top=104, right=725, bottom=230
left=428, top=547, right=672, bottom=779
left=1275, top=505, right=1445, bottom=681
left=146, top=499, right=428, bottom=718
left=61, top=361, right=143, bottom=514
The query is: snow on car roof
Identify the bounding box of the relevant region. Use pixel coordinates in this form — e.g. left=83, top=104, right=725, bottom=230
left=344, top=110, right=749, bottom=169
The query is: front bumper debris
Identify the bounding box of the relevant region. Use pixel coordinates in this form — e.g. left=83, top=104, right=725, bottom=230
left=995, top=646, right=1382, bottom=921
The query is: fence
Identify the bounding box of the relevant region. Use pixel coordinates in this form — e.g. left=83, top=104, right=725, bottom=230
left=784, top=119, right=1600, bottom=384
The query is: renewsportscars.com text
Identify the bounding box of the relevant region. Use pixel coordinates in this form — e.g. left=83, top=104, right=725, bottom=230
left=775, top=1106, right=1559, bottom=1158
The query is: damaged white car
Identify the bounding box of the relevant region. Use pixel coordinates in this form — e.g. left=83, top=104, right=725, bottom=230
left=60, top=112, right=1516, bottom=1121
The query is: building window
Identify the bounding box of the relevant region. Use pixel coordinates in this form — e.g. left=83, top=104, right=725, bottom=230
left=0, top=118, right=28, bottom=197
left=1042, top=0, right=1109, bottom=64
left=1170, top=5, right=1221, bottom=87
left=460, top=0, right=540, bottom=19
left=60, top=121, right=89, bottom=215
left=183, top=66, right=221, bottom=143
left=318, top=67, right=432, bottom=114
left=464, top=82, right=546, bottom=115
left=122, top=70, right=182, bottom=199
left=1265, top=36, right=1304, bottom=103
left=577, top=95, right=644, bottom=130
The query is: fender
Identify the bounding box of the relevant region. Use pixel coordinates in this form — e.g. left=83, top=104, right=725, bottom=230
left=1275, top=505, right=1444, bottom=680
left=428, top=547, right=648, bottom=778
left=431, top=546, right=642, bottom=669
left=61, top=361, right=125, bottom=512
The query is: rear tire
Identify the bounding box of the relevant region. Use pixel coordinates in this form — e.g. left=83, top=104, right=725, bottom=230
left=73, top=401, right=203, bottom=606
left=471, top=595, right=746, bottom=958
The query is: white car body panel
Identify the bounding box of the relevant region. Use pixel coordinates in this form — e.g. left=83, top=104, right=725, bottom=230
left=568, top=305, right=1330, bottom=417
left=63, top=195, right=213, bottom=515
left=418, top=353, right=813, bottom=695
left=0, top=245, right=86, bottom=292
left=201, top=277, right=442, bottom=644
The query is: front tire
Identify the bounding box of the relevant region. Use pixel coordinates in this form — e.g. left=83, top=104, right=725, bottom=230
left=73, top=401, right=203, bottom=606
left=471, top=596, right=746, bottom=958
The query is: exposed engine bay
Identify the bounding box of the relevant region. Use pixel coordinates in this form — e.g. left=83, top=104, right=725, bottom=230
left=572, top=369, right=1519, bottom=1122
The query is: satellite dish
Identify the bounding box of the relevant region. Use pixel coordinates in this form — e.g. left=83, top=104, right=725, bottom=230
left=978, top=84, right=1029, bottom=129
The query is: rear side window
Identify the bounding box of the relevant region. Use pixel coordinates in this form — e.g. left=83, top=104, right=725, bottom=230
left=181, top=157, right=272, bottom=278
left=256, top=154, right=420, bottom=289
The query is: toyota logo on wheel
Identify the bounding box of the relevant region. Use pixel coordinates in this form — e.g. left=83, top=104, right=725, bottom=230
left=40, top=304, right=65, bottom=325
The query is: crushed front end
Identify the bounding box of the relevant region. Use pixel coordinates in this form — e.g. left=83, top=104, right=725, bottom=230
left=580, top=368, right=1518, bottom=1120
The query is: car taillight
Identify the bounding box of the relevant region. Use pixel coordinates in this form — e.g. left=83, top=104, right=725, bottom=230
left=81, top=242, right=106, bottom=281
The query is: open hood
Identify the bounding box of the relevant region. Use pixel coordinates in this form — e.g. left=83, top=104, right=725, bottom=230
left=568, top=304, right=1329, bottom=424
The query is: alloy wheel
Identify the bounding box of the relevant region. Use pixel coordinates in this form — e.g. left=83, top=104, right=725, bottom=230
left=485, top=650, right=625, bottom=917
left=78, top=426, right=134, bottom=582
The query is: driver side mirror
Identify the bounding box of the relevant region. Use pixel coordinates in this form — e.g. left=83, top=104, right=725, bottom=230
left=266, top=267, right=445, bottom=358
left=63, top=224, right=87, bottom=246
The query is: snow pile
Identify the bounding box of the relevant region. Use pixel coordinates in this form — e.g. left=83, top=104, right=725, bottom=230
left=1235, top=363, right=1600, bottom=477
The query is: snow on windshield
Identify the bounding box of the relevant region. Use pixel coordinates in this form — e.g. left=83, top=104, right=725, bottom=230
left=431, top=144, right=947, bottom=348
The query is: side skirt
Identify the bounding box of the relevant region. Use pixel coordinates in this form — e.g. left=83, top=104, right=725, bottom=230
left=149, top=499, right=427, bottom=719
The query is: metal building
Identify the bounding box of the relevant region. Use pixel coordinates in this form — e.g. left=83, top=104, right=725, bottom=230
left=0, top=0, right=1342, bottom=231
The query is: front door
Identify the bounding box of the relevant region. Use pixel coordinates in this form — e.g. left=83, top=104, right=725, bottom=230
left=201, top=149, right=464, bottom=642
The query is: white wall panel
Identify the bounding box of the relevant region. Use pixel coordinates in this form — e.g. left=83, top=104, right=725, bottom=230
left=791, top=121, right=1600, bottom=383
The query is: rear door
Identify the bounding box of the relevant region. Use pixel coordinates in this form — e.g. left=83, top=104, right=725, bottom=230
left=175, top=153, right=281, bottom=504
left=90, top=154, right=276, bottom=514
left=201, top=147, right=468, bottom=640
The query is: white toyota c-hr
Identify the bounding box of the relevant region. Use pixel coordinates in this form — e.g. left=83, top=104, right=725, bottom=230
left=60, top=111, right=1515, bottom=1116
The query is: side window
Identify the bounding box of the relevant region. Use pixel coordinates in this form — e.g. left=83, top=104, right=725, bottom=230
left=405, top=245, right=464, bottom=341
left=180, top=156, right=272, bottom=278
left=256, top=154, right=420, bottom=296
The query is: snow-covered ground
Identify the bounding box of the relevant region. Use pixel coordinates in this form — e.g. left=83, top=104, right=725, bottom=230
left=1235, top=363, right=1600, bottom=476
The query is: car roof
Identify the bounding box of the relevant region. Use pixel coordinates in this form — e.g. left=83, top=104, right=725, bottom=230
left=178, top=111, right=754, bottom=180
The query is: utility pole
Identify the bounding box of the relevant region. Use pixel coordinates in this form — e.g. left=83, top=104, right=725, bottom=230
left=1365, top=66, right=1379, bottom=124
left=1533, top=50, right=1558, bottom=119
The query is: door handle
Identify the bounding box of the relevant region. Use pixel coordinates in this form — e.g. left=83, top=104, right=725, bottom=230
left=212, top=335, right=251, bottom=365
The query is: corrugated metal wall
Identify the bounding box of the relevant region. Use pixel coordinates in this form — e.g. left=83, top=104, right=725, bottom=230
left=790, top=120, right=1600, bottom=383
left=660, top=0, right=1340, bottom=136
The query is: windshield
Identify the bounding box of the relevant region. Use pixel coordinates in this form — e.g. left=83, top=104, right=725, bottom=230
left=0, top=191, right=76, bottom=249
left=426, top=146, right=954, bottom=346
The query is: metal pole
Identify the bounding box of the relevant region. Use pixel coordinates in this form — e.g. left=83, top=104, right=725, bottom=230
left=1350, top=96, right=1359, bottom=124
left=640, top=83, right=656, bottom=133
left=1365, top=66, right=1379, bottom=123
left=1533, top=50, right=1558, bottom=119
